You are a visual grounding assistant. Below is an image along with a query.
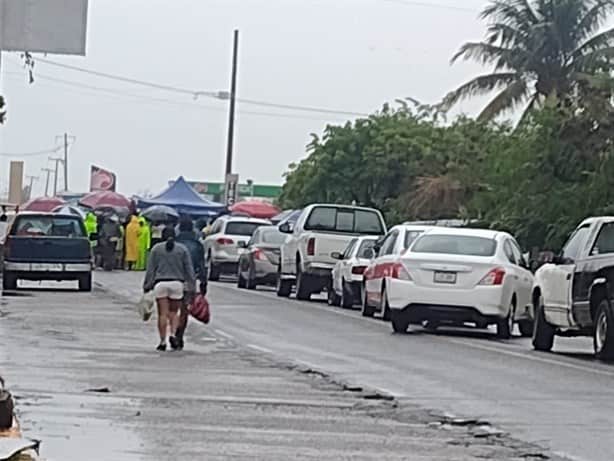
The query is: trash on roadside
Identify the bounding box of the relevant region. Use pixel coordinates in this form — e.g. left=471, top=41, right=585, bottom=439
left=189, top=294, right=210, bottom=324
left=136, top=292, right=155, bottom=321
left=0, top=437, right=40, bottom=461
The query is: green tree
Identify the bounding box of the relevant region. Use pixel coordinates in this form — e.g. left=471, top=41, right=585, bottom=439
left=444, top=0, right=614, bottom=121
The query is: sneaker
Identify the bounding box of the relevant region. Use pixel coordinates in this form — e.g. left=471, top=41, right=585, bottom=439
left=156, top=343, right=167, bottom=352
left=169, top=336, right=179, bottom=351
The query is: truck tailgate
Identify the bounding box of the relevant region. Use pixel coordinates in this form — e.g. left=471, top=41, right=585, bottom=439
left=311, top=233, right=355, bottom=264
left=6, top=237, right=91, bottom=263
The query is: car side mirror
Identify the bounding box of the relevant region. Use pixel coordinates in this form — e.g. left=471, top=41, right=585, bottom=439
left=365, top=248, right=376, bottom=259
left=552, top=254, right=574, bottom=265
left=238, top=241, right=247, bottom=249
left=279, top=222, right=293, bottom=234
left=331, top=251, right=343, bottom=260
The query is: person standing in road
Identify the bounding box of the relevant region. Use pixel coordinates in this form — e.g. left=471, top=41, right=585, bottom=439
left=124, top=215, right=140, bottom=271
left=143, top=227, right=196, bottom=351
left=99, top=216, right=122, bottom=271
left=174, top=216, right=207, bottom=350
left=0, top=212, right=8, bottom=270
left=135, top=217, right=151, bottom=271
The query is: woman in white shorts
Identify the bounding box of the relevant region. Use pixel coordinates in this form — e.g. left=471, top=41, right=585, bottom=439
left=143, top=226, right=196, bottom=351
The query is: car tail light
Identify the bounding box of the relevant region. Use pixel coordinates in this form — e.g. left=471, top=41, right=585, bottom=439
left=253, top=248, right=267, bottom=261
left=307, top=237, right=315, bottom=256
left=217, top=237, right=234, bottom=245
left=479, top=267, right=506, bottom=286
left=391, top=262, right=412, bottom=281
left=352, top=266, right=367, bottom=275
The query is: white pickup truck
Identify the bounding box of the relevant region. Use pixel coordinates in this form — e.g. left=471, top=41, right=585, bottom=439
left=276, top=204, right=387, bottom=300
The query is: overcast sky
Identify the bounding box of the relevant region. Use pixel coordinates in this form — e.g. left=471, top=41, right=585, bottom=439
left=0, top=0, right=490, bottom=197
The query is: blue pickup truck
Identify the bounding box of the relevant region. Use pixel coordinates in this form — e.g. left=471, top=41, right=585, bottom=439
left=2, top=212, right=94, bottom=291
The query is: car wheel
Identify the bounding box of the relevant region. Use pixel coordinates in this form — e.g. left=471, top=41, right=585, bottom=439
left=208, top=258, right=220, bottom=281
left=594, top=299, right=614, bottom=361
left=532, top=295, right=555, bottom=352
left=496, top=301, right=515, bottom=339
left=78, top=273, right=92, bottom=292
left=295, top=265, right=312, bottom=301
left=276, top=266, right=292, bottom=298
left=237, top=271, right=246, bottom=289
left=2, top=272, right=17, bottom=291
left=424, top=320, right=439, bottom=332
left=341, top=280, right=354, bottom=309
left=327, top=286, right=341, bottom=306
left=391, top=309, right=410, bottom=334
left=246, top=266, right=257, bottom=290
left=380, top=284, right=391, bottom=321
left=361, top=285, right=376, bottom=317
left=518, top=319, right=534, bottom=338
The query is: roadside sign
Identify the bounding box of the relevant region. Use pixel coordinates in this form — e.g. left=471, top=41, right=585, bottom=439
left=225, top=174, right=239, bottom=206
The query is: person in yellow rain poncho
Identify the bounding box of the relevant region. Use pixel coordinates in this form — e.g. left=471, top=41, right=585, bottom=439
left=124, top=215, right=141, bottom=270
left=135, top=217, right=151, bottom=271
left=84, top=212, right=98, bottom=247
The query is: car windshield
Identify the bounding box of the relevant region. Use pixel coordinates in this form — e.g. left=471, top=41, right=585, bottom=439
left=12, top=216, right=86, bottom=238
left=259, top=228, right=287, bottom=244
left=225, top=221, right=265, bottom=236
left=304, top=207, right=384, bottom=235
left=357, top=239, right=377, bottom=258
left=411, top=234, right=497, bottom=257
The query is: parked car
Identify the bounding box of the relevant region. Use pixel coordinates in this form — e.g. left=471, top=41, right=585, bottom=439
left=277, top=204, right=387, bottom=300
left=363, top=224, right=433, bottom=319
left=203, top=216, right=271, bottom=281
left=237, top=225, right=287, bottom=289
left=329, top=236, right=378, bottom=308
left=383, top=227, right=534, bottom=338
left=532, top=217, right=614, bottom=360
left=2, top=212, right=94, bottom=291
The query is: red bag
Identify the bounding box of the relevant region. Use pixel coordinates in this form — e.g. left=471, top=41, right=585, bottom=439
left=190, top=294, right=210, bottom=324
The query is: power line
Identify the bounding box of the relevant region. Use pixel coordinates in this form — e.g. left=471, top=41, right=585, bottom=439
left=30, top=56, right=368, bottom=117
left=380, top=0, right=477, bottom=13
left=0, top=146, right=61, bottom=158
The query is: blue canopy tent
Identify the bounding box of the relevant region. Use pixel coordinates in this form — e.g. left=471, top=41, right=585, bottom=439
left=137, top=176, right=226, bottom=217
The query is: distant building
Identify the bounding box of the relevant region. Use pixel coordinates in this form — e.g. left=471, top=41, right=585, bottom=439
left=173, top=180, right=282, bottom=204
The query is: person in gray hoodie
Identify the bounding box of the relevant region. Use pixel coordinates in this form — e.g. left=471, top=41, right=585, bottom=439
left=144, top=227, right=195, bottom=351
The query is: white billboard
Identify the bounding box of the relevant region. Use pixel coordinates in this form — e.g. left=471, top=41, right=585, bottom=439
left=0, top=0, right=88, bottom=55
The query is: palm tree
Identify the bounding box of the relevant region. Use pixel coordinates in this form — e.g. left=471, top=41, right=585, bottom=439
left=443, top=0, right=614, bottom=121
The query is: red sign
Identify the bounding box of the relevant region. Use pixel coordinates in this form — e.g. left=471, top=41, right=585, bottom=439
left=90, top=165, right=116, bottom=192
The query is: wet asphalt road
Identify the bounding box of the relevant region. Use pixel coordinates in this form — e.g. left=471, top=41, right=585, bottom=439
left=1, top=277, right=561, bottom=461
left=182, top=276, right=612, bottom=461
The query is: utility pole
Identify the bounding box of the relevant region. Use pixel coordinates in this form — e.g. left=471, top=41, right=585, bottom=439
left=56, top=133, right=75, bottom=192
left=42, top=168, right=53, bottom=197
left=25, top=175, right=38, bottom=197
left=50, top=157, right=63, bottom=196
left=225, top=29, right=239, bottom=177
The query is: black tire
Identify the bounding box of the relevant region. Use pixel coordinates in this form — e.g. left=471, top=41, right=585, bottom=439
left=594, top=299, right=614, bottom=361
left=391, top=309, right=410, bottom=334
left=78, top=273, right=92, bottom=292
left=2, top=272, right=17, bottom=291
left=276, top=267, right=292, bottom=298
left=328, top=286, right=341, bottom=306
left=518, top=319, right=534, bottom=338
left=208, top=263, right=220, bottom=281
left=237, top=271, right=246, bottom=289
left=295, top=266, right=312, bottom=301
left=246, top=267, right=257, bottom=290
left=361, top=285, right=376, bottom=317
left=380, top=285, right=391, bottom=321
left=496, top=302, right=514, bottom=339
left=424, top=320, right=440, bottom=332
left=532, top=296, right=555, bottom=352
left=340, top=280, right=354, bottom=309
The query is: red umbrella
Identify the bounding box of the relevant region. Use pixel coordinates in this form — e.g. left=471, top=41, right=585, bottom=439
left=22, top=196, right=66, bottom=212
left=230, top=200, right=280, bottom=219
left=79, top=191, right=131, bottom=210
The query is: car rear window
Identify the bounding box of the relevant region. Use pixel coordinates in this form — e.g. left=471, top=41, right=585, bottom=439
left=11, top=216, right=86, bottom=238
left=225, top=221, right=265, bottom=236
left=411, top=234, right=497, bottom=257
left=304, top=207, right=384, bottom=235
left=260, top=228, right=287, bottom=244
left=404, top=231, right=424, bottom=250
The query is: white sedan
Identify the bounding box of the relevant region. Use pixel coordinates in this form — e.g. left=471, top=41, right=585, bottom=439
left=329, top=236, right=378, bottom=308
left=385, top=228, right=534, bottom=338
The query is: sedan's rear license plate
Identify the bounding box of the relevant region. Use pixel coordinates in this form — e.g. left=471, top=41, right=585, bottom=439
left=434, top=271, right=457, bottom=284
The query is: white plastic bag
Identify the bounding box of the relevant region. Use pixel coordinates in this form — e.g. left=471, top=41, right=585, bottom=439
left=137, top=291, right=155, bottom=322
